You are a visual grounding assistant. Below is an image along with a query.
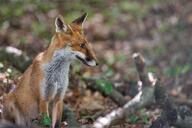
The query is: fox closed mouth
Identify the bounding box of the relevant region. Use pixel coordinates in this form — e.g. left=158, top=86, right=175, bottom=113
left=75, top=55, right=90, bottom=66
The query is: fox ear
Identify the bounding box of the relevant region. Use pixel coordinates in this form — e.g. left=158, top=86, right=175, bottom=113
left=55, top=15, right=67, bottom=32
left=72, top=13, right=87, bottom=27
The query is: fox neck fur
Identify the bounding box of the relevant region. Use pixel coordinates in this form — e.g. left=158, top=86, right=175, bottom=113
left=41, top=44, right=73, bottom=102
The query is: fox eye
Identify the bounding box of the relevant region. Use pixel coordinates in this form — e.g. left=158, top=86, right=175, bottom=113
left=80, top=43, right=85, bottom=48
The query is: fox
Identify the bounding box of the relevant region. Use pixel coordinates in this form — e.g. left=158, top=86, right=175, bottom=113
left=2, top=13, right=98, bottom=128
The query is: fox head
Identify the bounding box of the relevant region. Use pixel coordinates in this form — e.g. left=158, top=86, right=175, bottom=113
left=49, top=13, right=98, bottom=66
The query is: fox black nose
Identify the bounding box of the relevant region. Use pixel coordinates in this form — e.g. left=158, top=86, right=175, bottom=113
left=96, top=62, right=99, bottom=66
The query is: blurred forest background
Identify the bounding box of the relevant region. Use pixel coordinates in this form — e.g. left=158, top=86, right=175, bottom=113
left=0, top=0, right=192, bottom=127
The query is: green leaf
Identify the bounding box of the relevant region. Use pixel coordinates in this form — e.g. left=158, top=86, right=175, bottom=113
left=96, top=79, right=113, bottom=95
left=40, top=113, right=51, bottom=126
left=129, top=114, right=139, bottom=124
left=142, top=114, right=149, bottom=124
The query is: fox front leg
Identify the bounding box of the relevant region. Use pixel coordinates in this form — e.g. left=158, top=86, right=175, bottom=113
left=52, top=100, right=63, bottom=128
left=39, top=99, right=49, bottom=117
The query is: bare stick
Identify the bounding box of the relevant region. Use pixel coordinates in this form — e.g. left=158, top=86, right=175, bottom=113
left=133, top=53, right=151, bottom=87
left=93, top=53, right=156, bottom=128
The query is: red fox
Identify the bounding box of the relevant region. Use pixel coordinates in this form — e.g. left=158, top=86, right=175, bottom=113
left=2, top=13, right=98, bottom=128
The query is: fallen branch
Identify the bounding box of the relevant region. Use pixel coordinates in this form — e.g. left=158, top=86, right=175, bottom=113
left=133, top=53, right=151, bottom=87
left=0, top=46, right=32, bottom=72
left=150, top=82, right=192, bottom=128
left=93, top=53, right=156, bottom=128
left=84, top=78, right=127, bottom=106
left=93, top=84, right=155, bottom=128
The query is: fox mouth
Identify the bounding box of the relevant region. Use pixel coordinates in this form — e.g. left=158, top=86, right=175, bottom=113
left=75, top=55, right=90, bottom=66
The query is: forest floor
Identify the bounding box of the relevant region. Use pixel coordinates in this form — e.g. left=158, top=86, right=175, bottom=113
left=0, top=0, right=192, bottom=127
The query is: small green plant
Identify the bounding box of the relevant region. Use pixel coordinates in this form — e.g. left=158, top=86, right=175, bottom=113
left=40, top=113, right=51, bottom=127
left=140, top=109, right=149, bottom=124
left=96, top=79, right=113, bottom=95
left=129, top=114, right=139, bottom=124
left=128, top=109, right=149, bottom=124
left=142, top=114, right=149, bottom=124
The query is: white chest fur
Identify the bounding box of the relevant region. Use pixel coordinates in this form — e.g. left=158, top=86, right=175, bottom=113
left=41, top=48, right=73, bottom=101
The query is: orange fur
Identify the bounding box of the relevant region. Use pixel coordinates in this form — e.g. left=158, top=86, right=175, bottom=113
left=2, top=13, right=98, bottom=127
